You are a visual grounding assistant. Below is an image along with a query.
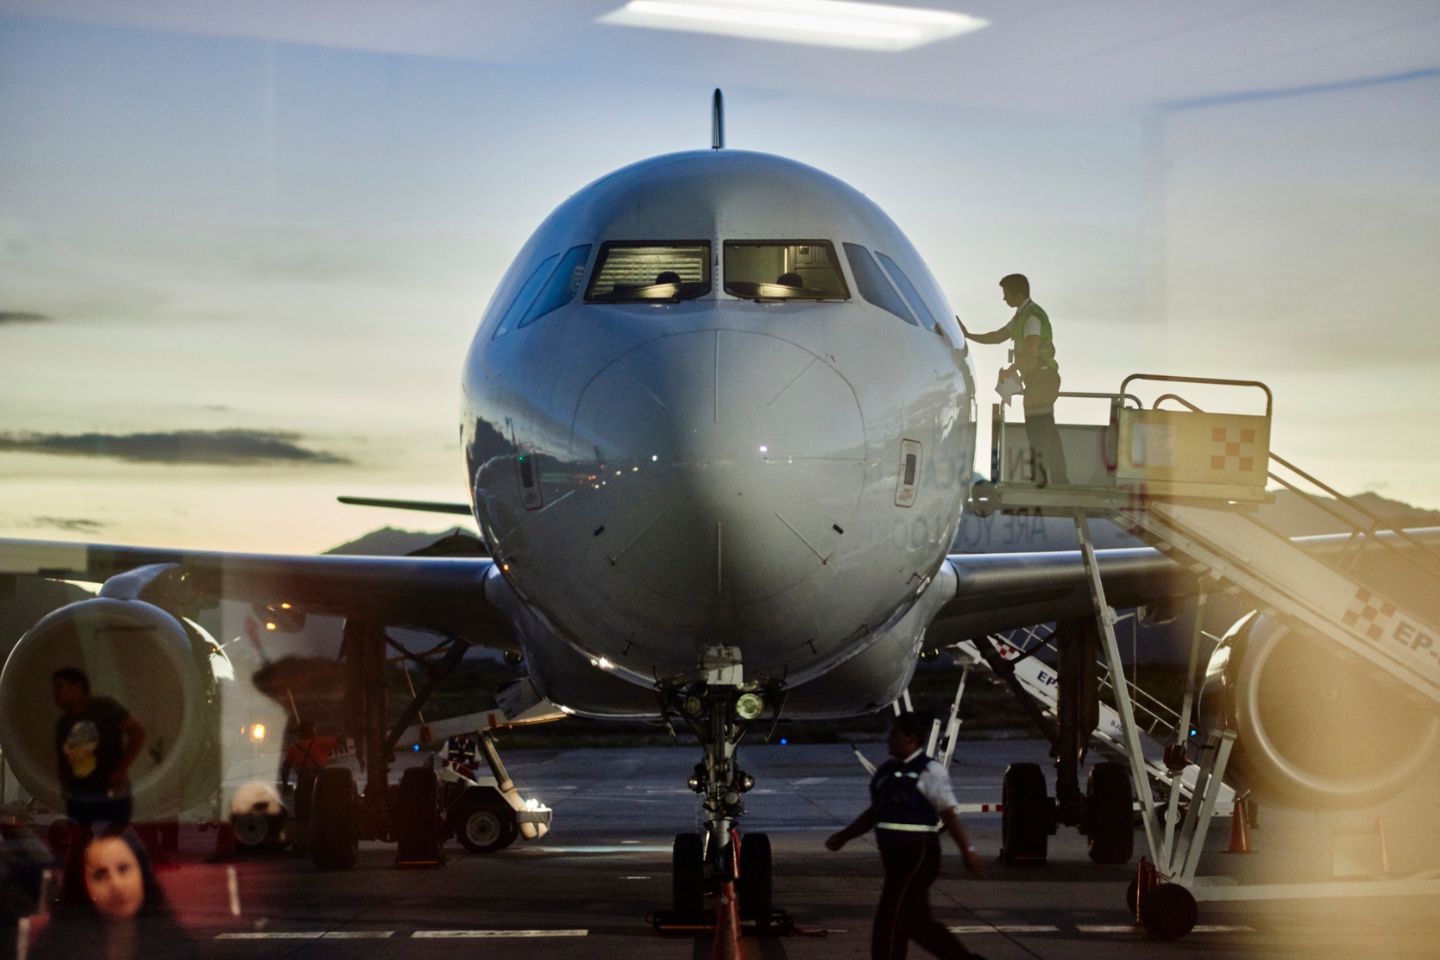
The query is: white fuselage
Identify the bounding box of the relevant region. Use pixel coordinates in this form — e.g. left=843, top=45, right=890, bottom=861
left=461, top=151, right=977, bottom=716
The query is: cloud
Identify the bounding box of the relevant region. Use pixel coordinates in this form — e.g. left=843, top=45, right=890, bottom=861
left=0, top=430, right=350, bottom=465
left=28, top=517, right=107, bottom=533
left=0, top=311, right=50, bottom=325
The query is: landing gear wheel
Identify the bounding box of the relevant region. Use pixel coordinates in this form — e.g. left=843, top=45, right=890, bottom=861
left=738, top=833, right=772, bottom=921
left=1001, top=763, right=1051, bottom=864
left=310, top=768, right=358, bottom=870
left=233, top=814, right=285, bottom=852
left=1139, top=882, right=1197, bottom=940
left=1125, top=878, right=1139, bottom=919
left=1086, top=762, right=1134, bottom=864
left=395, top=767, right=444, bottom=864
left=672, top=833, right=704, bottom=915
left=453, top=796, right=518, bottom=854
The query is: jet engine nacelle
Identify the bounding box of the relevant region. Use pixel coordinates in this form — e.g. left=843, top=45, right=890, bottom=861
left=0, top=597, right=228, bottom=819
left=1201, top=611, right=1440, bottom=808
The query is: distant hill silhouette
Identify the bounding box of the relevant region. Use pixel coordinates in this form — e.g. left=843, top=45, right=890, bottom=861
left=1257, top=489, right=1440, bottom=537
left=953, top=488, right=1439, bottom=554
left=324, top=525, right=485, bottom=557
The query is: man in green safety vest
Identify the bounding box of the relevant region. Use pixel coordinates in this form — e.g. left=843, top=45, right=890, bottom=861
left=960, top=273, right=1069, bottom=486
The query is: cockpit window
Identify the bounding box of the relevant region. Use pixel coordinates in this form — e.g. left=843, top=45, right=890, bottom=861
left=518, top=244, right=592, bottom=329
left=723, top=241, right=848, bottom=300
left=842, top=242, right=916, bottom=326
left=585, top=241, right=711, bottom=301
left=874, top=252, right=938, bottom=332
left=492, top=252, right=560, bottom=340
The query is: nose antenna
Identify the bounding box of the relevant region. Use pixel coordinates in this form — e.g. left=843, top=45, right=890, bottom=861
left=711, top=88, right=724, bottom=150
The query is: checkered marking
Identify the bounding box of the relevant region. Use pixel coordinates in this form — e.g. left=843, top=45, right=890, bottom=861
left=1342, top=587, right=1397, bottom=641
left=1210, top=426, right=1257, bottom=472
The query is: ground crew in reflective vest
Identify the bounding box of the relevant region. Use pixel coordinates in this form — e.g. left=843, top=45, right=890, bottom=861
left=826, top=712, right=985, bottom=960
left=960, top=273, right=1069, bottom=486
left=280, top=719, right=338, bottom=825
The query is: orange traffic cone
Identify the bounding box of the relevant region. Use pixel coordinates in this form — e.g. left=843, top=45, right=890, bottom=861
left=711, top=879, right=745, bottom=960
left=712, top=828, right=747, bottom=960
left=1227, top=795, right=1252, bottom=854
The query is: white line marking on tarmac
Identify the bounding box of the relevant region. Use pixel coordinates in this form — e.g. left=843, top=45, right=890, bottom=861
left=1076, top=924, right=1254, bottom=934
left=1192, top=925, right=1256, bottom=933
left=216, top=932, right=395, bottom=939
left=948, top=925, right=1059, bottom=933
left=411, top=930, right=589, bottom=938
left=226, top=866, right=240, bottom=917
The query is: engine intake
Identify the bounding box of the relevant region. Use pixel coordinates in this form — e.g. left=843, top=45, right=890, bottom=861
left=0, top=597, right=226, bottom=819
left=1200, top=612, right=1439, bottom=808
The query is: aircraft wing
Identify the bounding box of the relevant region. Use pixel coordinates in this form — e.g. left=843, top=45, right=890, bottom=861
left=937, top=546, right=1192, bottom=640
left=936, top=526, right=1440, bottom=640
left=0, top=537, right=512, bottom=650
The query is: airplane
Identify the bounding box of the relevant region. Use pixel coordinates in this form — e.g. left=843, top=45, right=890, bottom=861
left=2, top=93, right=1436, bottom=932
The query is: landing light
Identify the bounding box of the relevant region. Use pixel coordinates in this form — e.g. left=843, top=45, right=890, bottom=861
left=599, top=0, right=988, bottom=53
left=248, top=723, right=267, bottom=743
left=735, top=692, right=765, bottom=720
left=264, top=621, right=277, bottom=632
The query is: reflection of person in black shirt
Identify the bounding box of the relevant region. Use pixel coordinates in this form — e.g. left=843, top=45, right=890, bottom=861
left=51, top=668, right=146, bottom=825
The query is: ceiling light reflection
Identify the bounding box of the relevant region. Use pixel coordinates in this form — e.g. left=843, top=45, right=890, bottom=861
left=600, top=0, right=987, bottom=52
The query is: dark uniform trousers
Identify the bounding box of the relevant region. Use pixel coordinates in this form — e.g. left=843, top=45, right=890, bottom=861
left=1021, top=367, right=1068, bottom=487
left=873, top=833, right=975, bottom=959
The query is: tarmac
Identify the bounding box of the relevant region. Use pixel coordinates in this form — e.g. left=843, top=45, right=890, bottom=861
left=12, top=740, right=1440, bottom=959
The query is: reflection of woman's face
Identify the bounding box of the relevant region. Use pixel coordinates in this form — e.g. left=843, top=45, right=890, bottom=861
left=83, top=837, right=145, bottom=920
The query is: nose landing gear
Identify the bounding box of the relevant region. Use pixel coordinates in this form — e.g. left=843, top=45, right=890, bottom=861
left=652, top=663, right=790, bottom=942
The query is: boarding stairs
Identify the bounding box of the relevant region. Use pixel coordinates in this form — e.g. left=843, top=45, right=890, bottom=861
left=948, top=624, right=1234, bottom=811
left=970, top=373, right=1440, bottom=935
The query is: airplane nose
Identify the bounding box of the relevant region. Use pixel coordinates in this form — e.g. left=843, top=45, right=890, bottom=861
left=571, top=329, right=867, bottom=605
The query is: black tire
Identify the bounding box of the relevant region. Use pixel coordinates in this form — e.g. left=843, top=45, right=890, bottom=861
left=1125, top=878, right=1140, bottom=919
left=453, top=795, right=517, bottom=854
left=1001, top=762, right=1050, bottom=864
left=738, top=833, right=772, bottom=922
left=1086, top=762, right=1134, bottom=864
left=395, top=767, right=444, bottom=864
left=1139, top=882, right=1198, bottom=940
left=672, top=833, right=704, bottom=915
left=233, top=813, right=286, bottom=852
left=310, top=767, right=358, bottom=870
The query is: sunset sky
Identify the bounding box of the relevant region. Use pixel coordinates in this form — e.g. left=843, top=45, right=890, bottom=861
left=2, top=1, right=1437, bottom=553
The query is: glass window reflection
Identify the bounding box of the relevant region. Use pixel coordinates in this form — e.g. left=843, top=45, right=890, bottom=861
left=723, top=241, right=848, bottom=300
